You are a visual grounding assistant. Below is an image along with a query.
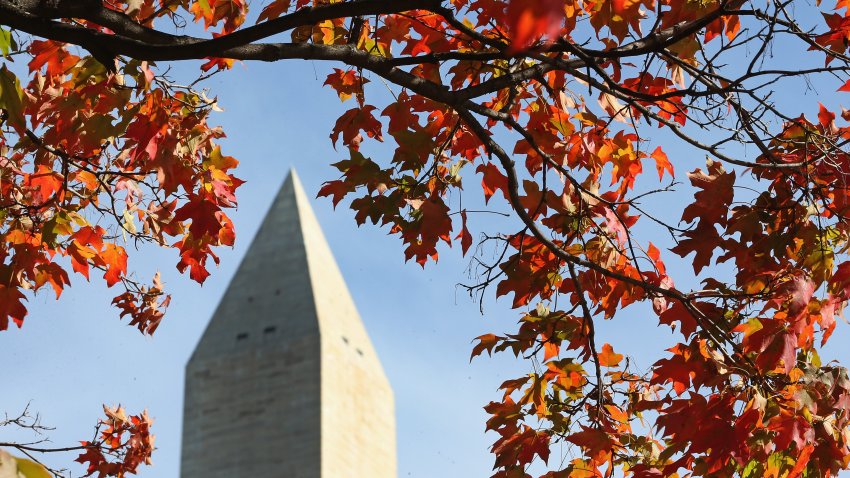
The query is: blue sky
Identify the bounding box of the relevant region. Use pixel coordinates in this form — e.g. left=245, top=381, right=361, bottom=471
left=5, top=8, right=850, bottom=476
left=1, top=59, right=537, bottom=477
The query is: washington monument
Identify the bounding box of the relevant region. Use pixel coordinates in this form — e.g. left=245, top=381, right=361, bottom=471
left=180, top=171, right=396, bottom=477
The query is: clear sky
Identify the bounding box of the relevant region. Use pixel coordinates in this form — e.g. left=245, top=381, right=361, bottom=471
left=1, top=59, right=537, bottom=477
left=5, top=16, right=850, bottom=478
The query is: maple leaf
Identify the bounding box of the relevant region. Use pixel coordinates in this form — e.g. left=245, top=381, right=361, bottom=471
left=175, top=240, right=216, bottom=284
left=11, top=2, right=850, bottom=477
left=174, top=195, right=225, bottom=240
left=828, top=260, right=850, bottom=299
left=598, top=343, right=623, bottom=367
left=566, top=427, right=616, bottom=464
left=681, top=159, right=735, bottom=226
left=652, top=354, right=695, bottom=395
left=0, top=65, right=25, bottom=132
left=0, top=284, right=27, bottom=330
left=101, top=244, right=128, bottom=287
left=324, top=69, right=369, bottom=104
left=477, top=162, right=510, bottom=204
left=471, top=333, right=501, bottom=360
left=25, top=165, right=63, bottom=204
left=658, top=300, right=699, bottom=337
left=745, top=322, right=798, bottom=374
left=75, top=444, right=106, bottom=476
left=670, top=222, right=723, bottom=274
left=317, top=179, right=355, bottom=207
left=492, top=426, right=551, bottom=467
left=650, top=146, right=674, bottom=180
left=787, top=444, right=815, bottom=478
left=256, top=0, right=291, bottom=23
left=786, top=276, right=815, bottom=320
left=27, top=40, right=77, bottom=76
left=767, top=411, right=814, bottom=451
left=818, top=103, right=837, bottom=131
left=506, top=0, right=565, bottom=53
left=671, top=160, right=735, bottom=273
left=330, top=105, right=384, bottom=149
left=518, top=373, right=548, bottom=416
left=456, top=210, right=474, bottom=255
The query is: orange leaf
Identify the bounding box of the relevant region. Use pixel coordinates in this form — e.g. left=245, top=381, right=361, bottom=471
left=26, top=165, right=63, bottom=204
left=101, top=244, right=128, bottom=287
left=598, top=343, right=623, bottom=367
left=650, top=146, right=674, bottom=180
left=471, top=333, right=500, bottom=360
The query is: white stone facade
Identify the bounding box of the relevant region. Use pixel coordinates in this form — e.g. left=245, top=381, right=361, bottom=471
left=181, top=171, right=396, bottom=477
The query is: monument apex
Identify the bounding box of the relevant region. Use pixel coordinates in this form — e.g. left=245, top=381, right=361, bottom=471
left=181, top=170, right=395, bottom=477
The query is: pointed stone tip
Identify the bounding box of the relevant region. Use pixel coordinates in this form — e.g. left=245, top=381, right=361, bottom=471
left=282, top=167, right=305, bottom=194
left=288, top=167, right=303, bottom=182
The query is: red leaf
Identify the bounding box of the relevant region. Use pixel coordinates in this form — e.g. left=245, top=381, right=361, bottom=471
left=256, top=0, right=291, bottom=23
left=567, top=427, right=615, bottom=462
left=317, top=180, right=354, bottom=207
left=748, top=325, right=797, bottom=374
left=787, top=276, right=814, bottom=320
left=476, top=162, right=509, bottom=204
left=818, top=103, right=836, bottom=130
left=506, top=0, right=565, bottom=54
left=0, top=285, right=27, bottom=330
left=456, top=210, right=473, bottom=255
left=330, top=105, right=384, bottom=149
left=768, top=411, right=814, bottom=451
left=658, top=300, right=698, bottom=337
left=492, top=427, right=551, bottom=467
left=174, top=196, right=225, bottom=240
left=652, top=353, right=694, bottom=395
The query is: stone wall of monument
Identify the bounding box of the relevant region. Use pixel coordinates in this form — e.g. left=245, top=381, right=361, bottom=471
left=180, top=171, right=396, bottom=478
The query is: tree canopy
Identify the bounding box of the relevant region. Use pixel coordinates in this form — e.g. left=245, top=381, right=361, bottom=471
left=3, top=0, right=850, bottom=476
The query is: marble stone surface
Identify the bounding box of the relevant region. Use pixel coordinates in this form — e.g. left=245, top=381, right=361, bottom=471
left=181, top=171, right=395, bottom=477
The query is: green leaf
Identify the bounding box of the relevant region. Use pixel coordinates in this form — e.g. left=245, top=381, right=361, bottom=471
left=0, top=28, right=12, bottom=57
left=0, top=65, right=25, bottom=131
left=741, top=459, right=764, bottom=478
left=14, top=458, right=51, bottom=478
left=42, top=211, right=74, bottom=246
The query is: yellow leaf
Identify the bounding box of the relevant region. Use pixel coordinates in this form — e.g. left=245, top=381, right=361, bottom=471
left=14, top=458, right=51, bottom=478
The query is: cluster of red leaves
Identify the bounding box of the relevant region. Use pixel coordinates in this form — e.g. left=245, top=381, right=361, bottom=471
left=7, top=0, right=850, bottom=476
left=306, top=0, right=850, bottom=476
left=0, top=37, right=241, bottom=332
left=75, top=405, right=154, bottom=478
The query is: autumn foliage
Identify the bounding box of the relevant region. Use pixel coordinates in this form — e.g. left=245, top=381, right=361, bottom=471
left=74, top=406, right=155, bottom=478
left=4, top=0, right=850, bottom=476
